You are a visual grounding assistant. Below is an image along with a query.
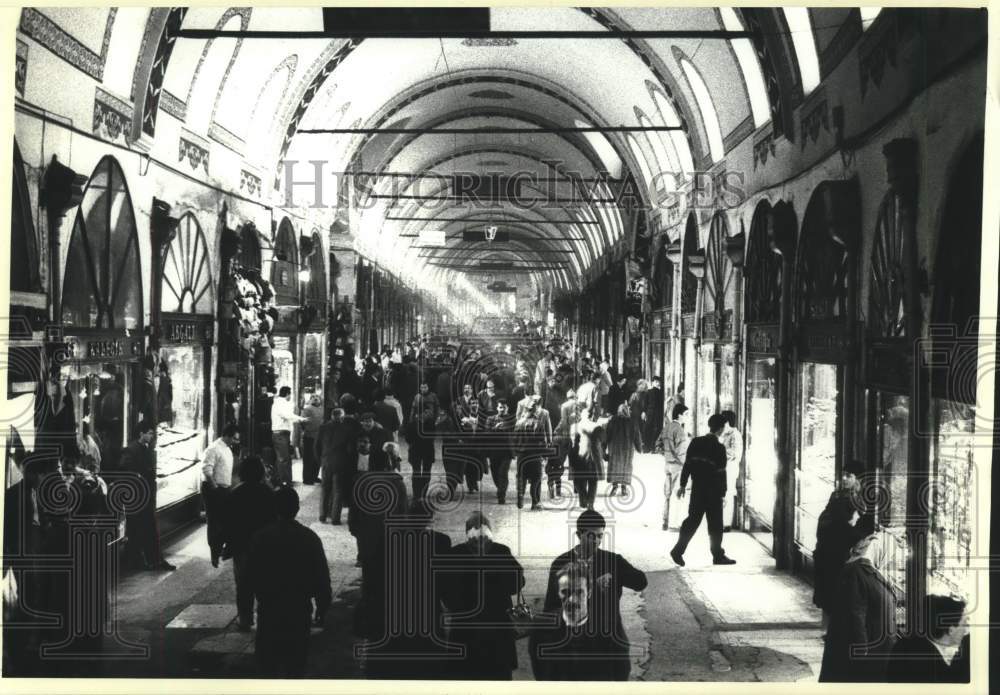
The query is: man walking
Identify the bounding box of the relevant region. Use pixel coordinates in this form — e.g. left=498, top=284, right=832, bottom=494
left=248, top=486, right=331, bottom=677
left=643, top=376, right=664, bottom=453
left=201, top=423, right=239, bottom=567
left=657, top=404, right=691, bottom=531
left=542, top=511, right=647, bottom=681
left=271, top=386, right=306, bottom=485
left=669, top=413, right=736, bottom=566
left=485, top=399, right=516, bottom=504
left=315, top=407, right=360, bottom=524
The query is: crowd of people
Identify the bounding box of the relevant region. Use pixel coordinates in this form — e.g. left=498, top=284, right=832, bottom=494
left=2, top=333, right=972, bottom=682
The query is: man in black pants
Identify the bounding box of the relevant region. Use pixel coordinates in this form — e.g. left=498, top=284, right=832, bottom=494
left=669, top=413, right=736, bottom=566
left=405, top=401, right=437, bottom=501
left=485, top=399, right=516, bottom=504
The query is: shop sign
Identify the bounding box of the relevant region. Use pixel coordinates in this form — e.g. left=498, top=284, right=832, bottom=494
left=680, top=313, right=696, bottom=338
left=798, top=321, right=856, bottom=361
left=747, top=324, right=779, bottom=354
left=867, top=339, right=913, bottom=391
left=162, top=314, right=213, bottom=344
left=62, top=334, right=143, bottom=362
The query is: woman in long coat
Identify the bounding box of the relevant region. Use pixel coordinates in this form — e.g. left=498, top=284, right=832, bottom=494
left=819, top=533, right=899, bottom=682
left=606, top=403, right=641, bottom=497
left=571, top=406, right=611, bottom=510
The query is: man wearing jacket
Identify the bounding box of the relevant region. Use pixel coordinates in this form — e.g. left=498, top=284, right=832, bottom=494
left=248, top=486, right=330, bottom=677
left=657, top=404, right=691, bottom=531
left=315, top=408, right=361, bottom=524
left=485, top=399, right=516, bottom=504
left=669, top=413, right=736, bottom=566
left=542, top=510, right=647, bottom=681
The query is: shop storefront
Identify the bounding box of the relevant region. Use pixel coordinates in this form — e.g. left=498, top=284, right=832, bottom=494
left=741, top=200, right=794, bottom=552
left=58, top=156, right=144, bottom=474
left=923, top=134, right=983, bottom=605
left=271, top=218, right=301, bottom=405
left=697, top=213, right=739, bottom=431
left=155, top=212, right=215, bottom=513
left=299, top=231, right=327, bottom=406
left=791, top=181, right=860, bottom=562
left=679, top=214, right=701, bottom=431
left=648, top=235, right=674, bottom=387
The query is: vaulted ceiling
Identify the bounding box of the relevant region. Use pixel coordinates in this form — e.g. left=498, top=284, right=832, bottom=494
left=20, top=6, right=857, bottom=299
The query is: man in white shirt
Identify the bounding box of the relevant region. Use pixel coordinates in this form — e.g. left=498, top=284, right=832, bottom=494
left=719, top=410, right=744, bottom=532
left=271, top=386, right=306, bottom=486
left=202, top=423, right=239, bottom=567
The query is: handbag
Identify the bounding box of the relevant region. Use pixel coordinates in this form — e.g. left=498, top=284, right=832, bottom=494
left=507, top=588, right=536, bottom=640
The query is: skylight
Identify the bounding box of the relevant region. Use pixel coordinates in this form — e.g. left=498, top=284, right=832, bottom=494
left=783, top=8, right=821, bottom=96
left=719, top=8, right=770, bottom=127
left=679, top=58, right=725, bottom=163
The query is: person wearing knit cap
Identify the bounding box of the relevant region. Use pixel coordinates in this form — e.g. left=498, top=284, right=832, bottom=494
left=441, top=512, right=525, bottom=680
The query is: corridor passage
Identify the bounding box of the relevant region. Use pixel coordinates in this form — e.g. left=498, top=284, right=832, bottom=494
left=107, top=452, right=821, bottom=681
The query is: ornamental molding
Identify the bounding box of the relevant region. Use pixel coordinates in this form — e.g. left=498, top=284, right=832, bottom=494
left=19, top=8, right=117, bottom=81
left=160, top=90, right=187, bottom=120
left=752, top=124, right=777, bottom=170
left=800, top=87, right=829, bottom=150
left=209, top=121, right=246, bottom=155
left=15, top=39, right=27, bottom=96
left=93, top=86, right=133, bottom=145
left=857, top=11, right=920, bottom=99
left=179, top=129, right=210, bottom=175
left=240, top=169, right=262, bottom=197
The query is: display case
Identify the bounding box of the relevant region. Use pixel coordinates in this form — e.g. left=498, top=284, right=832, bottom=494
left=928, top=400, right=976, bottom=600
left=795, top=362, right=840, bottom=552
left=745, top=357, right=778, bottom=528
left=873, top=391, right=910, bottom=601
left=698, top=344, right=717, bottom=436
left=155, top=343, right=208, bottom=510
left=301, top=332, right=324, bottom=405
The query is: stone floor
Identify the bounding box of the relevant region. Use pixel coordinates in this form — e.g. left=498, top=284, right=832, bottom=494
left=12, top=449, right=825, bottom=681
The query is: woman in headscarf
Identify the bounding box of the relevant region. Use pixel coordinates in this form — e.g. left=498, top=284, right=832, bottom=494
left=819, top=531, right=899, bottom=682
left=605, top=402, right=641, bottom=498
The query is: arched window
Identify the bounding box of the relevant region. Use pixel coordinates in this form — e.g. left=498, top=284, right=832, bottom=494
left=719, top=7, right=771, bottom=127
left=704, top=213, right=734, bottom=318
left=795, top=185, right=854, bottom=322
left=10, top=140, right=40, bottom=294
left=783, top=8, right=821, bottom=96
left=306, top=232, right=327, bottom=306
left=163, top=212, right=214, bottom=314
left=627, top=134, right=656, bottom=195
left=679, top=57, right=725, bottom=163
left=681, top=213, right=700, bottom=314
left=745, top=201, right=783, bottom=323
left=62, top=156, right=142, bottom=331
left=649, top=87, right=695, bottom=173
left=869, top=192, right=908, bottom=338
left=271, top=218, right=299, bottom=306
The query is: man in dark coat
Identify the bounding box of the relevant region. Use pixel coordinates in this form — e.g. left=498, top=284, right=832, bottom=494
left=542, top=510, right=647, bottom=680
left=887, top=594, right=970, bottom=683
left=315, top=408, right=361, bottom=524
left=484, top=399, right=516, bottom=504
left=531, top=559, right=624, bottom=681
left=669, top=414, right=736, bottom=566
left=362, top=501, right=455, bottom=679
left=813, top=460, right=868, bottom=627
left=357, top=412, right=391, bottom=454
left=223, top=456, right=277, bottom=631
left=441, top=512, right=524, bottom=680
left=120, top=421, right=175, bottom=571
left=643, top=377, right=664, bottom=453
left=371, top=389, right=401, bottom=442
left=248, top=486, right=331, bottom=678
left=348, top=450, right=409, bottom=639
left=454, top=384, right=483, bottom=492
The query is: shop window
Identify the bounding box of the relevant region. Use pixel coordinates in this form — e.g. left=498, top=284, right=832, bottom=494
left=745, top=357, right=778, bottom=527
left=697, top=345, right=717, bottom=434
left=156, top=345, right=206, bottom=508
left=796, top=362, right=840, bottom=552
left=163, top=213, right=214, bottom=314
left=62, top=156, right=142, bottom=331
left=10, top=140, right=41, bottom=295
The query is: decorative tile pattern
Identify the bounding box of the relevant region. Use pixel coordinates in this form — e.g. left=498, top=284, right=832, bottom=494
left=93, top=86, right=134, bottom=145
left=141, top=7, right=188, bottom=137
left=159, top=90, right=186, bottom=120
left=208, top=122, right=245, bottom=155
left=19, top=8, right=117, bottom=81
left=799, top=88, right=829, bottom=149
left=179, top=132, right=210, bottom=175
left=752, top=125, right=777, bottom=170
left=240, top=169, right=261, bottom=197
left=461, top=37, right=518, bottom=47
left=15, top=39, right=27, bottom=96
left=858, top=11, right=919, bottom=98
